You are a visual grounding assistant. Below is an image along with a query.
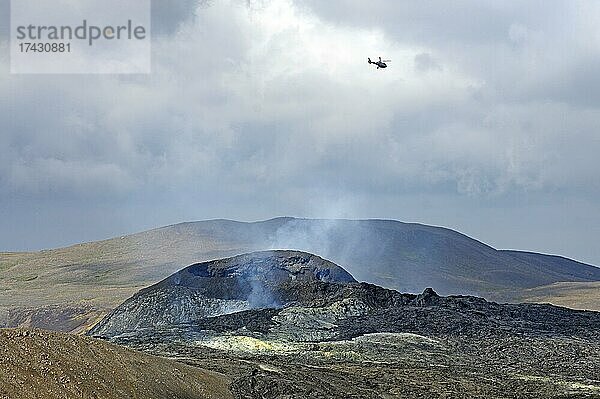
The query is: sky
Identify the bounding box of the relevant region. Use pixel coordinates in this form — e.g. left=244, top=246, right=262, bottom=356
left=1, top=0, right=600, bottom=266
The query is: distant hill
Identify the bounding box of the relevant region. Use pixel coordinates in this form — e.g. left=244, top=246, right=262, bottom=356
left=0, top=328, right=232, bottom=399
left=509, top=281, right=600, bottom=310
left=1, top=217, right=599, bottom=332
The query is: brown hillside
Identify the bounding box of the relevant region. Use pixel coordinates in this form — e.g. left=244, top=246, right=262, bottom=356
left=0, top=328, right=233, bottom=399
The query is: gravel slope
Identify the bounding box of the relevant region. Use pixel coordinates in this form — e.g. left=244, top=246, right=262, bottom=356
left=0, top=328, right=233, bottom=399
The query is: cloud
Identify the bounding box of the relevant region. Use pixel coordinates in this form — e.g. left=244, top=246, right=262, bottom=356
left=414, top=53, right=442, bottom=73
left=0, top=0, right=204, bottom=41
left=151, top=0, right=207, bottom=36
left=0, top=0, right=7, bottom=39
left=0, top=0, right=599, bottom=265
left=0, top=0, right=592, bottom=197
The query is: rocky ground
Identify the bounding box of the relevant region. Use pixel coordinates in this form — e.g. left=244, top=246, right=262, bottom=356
left=87, top=251, right=600, bottom=398
left=113, top=328, right=600, bottom=398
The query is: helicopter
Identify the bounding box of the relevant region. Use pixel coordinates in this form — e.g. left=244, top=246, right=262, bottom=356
left=368, top=56, right=390, bottom=69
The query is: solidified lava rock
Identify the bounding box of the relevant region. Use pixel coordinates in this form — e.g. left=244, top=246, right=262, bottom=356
left=89, top=250, right=356, bottom=337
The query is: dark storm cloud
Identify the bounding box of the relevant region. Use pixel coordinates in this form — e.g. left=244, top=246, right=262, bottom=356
left=151, top=0, right=206, bottom=35
left=301, top=0, right=600, bottom=108
left=0, top=0, right=203, bottom=39
left=299, top=0, right=565, bottom=45
left=414, top=53, right=442, bottom=73
left=517, top=56, right=600, bottom=107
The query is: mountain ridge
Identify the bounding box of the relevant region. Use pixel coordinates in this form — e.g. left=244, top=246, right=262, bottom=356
left=2, top=217, right=599, bottom=334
